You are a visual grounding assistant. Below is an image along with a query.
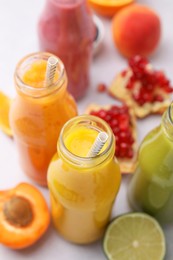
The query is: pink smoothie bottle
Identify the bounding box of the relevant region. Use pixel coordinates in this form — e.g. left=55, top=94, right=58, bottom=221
left=38, top=0, right=96, bottom=100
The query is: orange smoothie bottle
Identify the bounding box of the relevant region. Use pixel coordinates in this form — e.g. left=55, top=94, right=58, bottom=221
left=10, top=52, right=77, bottom=186
left=48, top=115, right=121, bottom=244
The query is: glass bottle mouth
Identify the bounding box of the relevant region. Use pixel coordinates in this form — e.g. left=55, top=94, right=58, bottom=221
left=51, top=0, right=83, bottom=7
left=58, top=115, right=115, bottom=168
left=14, top=52, right=65, bottom=98
left=162, top=101, right=173, bottom=140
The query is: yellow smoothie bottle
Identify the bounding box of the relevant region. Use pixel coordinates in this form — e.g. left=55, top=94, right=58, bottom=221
left=128, top=103, right=173, bottom=223
left=48, top=115, right=121, bottom=244
left=10, top=52, right=77, bottom=186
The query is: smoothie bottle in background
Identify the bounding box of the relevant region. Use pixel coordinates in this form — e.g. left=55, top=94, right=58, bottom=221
left=10, top=52, right=77, bottom=186
left=48, top=115, right=121, bottom=244
left=38, top=0, right=96, bottom=100
left=128, top=103, right=173, bottom=223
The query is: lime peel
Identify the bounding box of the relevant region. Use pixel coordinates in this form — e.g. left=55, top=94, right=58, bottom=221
left=103, top=212, right=166, bottom=260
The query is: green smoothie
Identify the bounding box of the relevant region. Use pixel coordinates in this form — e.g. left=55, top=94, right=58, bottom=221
left=128, top=108, right=173, bottom=223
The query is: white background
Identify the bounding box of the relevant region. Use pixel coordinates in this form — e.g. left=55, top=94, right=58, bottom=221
left=0, top=0, right=173, bottom=259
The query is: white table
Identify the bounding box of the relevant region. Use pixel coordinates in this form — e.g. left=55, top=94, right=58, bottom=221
left=0, top=0, right=173, bottom=259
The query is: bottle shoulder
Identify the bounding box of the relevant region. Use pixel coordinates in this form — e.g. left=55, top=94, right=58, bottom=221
left=38, top=10, right=96, bottom=45
left=141, top=125, right=161, bottom=146
left=138, top=124, right=173, bottom=167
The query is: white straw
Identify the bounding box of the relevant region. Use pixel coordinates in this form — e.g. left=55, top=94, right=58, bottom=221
left=45, top=56, right=58, bottom=87
left=87, top=132, right=108, bottom=157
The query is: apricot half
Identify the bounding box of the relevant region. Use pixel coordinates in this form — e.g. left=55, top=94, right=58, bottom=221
left=0, top=183, right=50, bottom=249
left=112, top=4, right=161, bottom=57
left=88, top=0, right=134, bottom=17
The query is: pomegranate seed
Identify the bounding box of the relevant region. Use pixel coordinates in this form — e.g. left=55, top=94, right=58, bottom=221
left=90, top=111, right=98, bottom=116
left=145, top=83, right=154, bottom=91
left=126, top=81, right=134, bottom=90
left=115, top=149, right=120, bottom=158
left=97, top=83, right=107, bottom=93
left=118, top=105, right=128, bottom=114
left=115, top=144, right=120, bottom=154
left=129, top=136, right=135, bottom=145
left=119, top=130, right=131, bottom=142
left=110, top=118, right=118, bottom=127
left=121, top=70, right=127, bottom=77
left=111, top=105, right=120, bottom=113
left=119, top=143, right=129, bottom=157
left=154, top=94, right=164, bottom=102
left=164, top=85, right=173, bottom=93
left=127, top=148, right=134, bottom=159
left=129, top=55, right=148, bottom=70
left=120, top=142, right=128, bottom=150
left=143, top=92, right=153, bottom=102
left=115, top=136, right=120, bottom=145
left=138, top=98, right=146, bottom=106
left=155, top=71, right=165, bottom=83
left=119, top=131, right=127, bottom=140
left=112, top=126, right=120, bottom=135
left=126, top=76, right=134, bottom=87
left=133, top=93, right=145, bottom=106
left=105, top=114, right=112, bottom=122
left=97, top=109, right=107, bottom=119
left=118, top=114, right=129, bottom=130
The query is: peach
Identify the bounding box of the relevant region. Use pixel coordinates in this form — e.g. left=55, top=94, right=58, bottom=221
left=112, top=4, right=161, bottom=58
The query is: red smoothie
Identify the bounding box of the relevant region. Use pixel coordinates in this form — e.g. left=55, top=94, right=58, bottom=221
left=38, top=0, right=96, bottom=100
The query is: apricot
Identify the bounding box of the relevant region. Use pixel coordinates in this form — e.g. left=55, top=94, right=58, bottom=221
left=112, top=4, right=161, bottom=57
left=0, top=183, right=50, bottom=249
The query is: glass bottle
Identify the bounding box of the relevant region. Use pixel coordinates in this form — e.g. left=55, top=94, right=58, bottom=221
left=38, top=0, right=96, bottom=100
left=10, top=52, right=77, bottom=186
left=128, top=103, right=173, bottom=223
left=48, top=115, right=121, bottom=244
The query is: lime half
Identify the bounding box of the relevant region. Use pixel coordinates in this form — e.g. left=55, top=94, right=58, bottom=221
left=103, top=213, right=166, bottom=260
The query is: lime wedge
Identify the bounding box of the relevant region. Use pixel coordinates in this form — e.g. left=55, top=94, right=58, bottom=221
left=103, top=213, right=166, bottom=260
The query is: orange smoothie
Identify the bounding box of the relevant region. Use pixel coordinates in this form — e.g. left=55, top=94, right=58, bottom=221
left=48, top=115, right=121, bottom=244
left=10, top=53, right=77, bottom=186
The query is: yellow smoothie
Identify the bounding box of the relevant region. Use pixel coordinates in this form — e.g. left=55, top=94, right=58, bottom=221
left=48, top=116, right=121, bottom=244
left=64, top=126, right=106, bottom=157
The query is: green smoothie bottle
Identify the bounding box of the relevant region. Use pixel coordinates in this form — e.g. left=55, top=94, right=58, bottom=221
left=128, top=103, right=173, bottom=223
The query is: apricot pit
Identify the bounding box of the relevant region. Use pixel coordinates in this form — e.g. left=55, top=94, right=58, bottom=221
left=3, top=196, right=33, bottom=227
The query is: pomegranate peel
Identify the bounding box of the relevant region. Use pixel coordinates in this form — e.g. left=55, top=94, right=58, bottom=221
left=109, top=56, right=172, bottom=118
left=85, top=103, right=138, bottom=174
left=109, top=72, right=170, bottom=118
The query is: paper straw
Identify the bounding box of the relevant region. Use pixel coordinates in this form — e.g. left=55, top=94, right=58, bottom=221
left=45, top=56, right=58, bottom=87
left=87, top=132, right=108, bottom=157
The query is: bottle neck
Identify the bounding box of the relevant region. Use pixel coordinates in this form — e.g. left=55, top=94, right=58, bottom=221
left=58, top=115, right=115, bottom=169
left=14, top=52, right=67, bottom=99
left=47, top=0, right=85, bottom=9
left=162, top=103, right=173, bottom=140
left=44, top=0, right=95, bottom=42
